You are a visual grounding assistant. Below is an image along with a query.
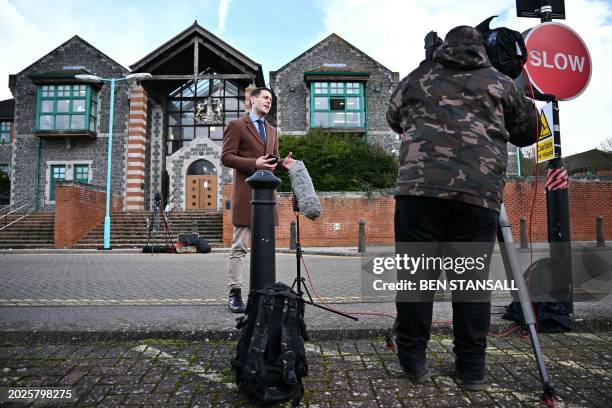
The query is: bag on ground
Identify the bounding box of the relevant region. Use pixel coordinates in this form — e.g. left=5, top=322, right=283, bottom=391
left=231, top=282, right=308, bottom=406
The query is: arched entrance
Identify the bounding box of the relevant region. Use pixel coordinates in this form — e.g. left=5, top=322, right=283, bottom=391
left=185, top=159, right=217, bottom=209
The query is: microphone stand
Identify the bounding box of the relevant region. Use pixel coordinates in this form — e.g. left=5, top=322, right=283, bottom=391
left=291, top=194, right=357, bottom=321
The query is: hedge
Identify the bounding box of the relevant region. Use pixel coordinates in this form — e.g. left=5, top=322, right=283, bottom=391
left=276, top=129, right=398, bottom=192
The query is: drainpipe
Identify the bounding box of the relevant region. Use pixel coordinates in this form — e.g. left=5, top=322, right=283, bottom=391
left=364, top=85, right=368, bottom=143
left=35, top=138, right=41, bottom=211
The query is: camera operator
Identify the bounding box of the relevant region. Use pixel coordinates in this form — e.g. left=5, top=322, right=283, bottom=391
left=386, top=25, right=537, bottom=390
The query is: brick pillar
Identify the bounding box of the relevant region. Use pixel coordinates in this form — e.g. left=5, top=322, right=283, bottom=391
left=126, top=86, right=147, bottom=210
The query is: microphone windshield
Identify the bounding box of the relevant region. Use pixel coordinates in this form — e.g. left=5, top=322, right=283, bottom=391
left=288, top=161, right=321, bottom=220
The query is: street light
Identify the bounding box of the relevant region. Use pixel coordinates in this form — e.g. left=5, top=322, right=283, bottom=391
left=75, top=72, right=151, bottom=249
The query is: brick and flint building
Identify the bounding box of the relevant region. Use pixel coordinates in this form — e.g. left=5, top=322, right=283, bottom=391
left=2, top=25, right=399, bottom=213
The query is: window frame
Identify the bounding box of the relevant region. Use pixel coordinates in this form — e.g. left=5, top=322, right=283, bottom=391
left=74, top=164, right=90, bottom=183
left=45, top=160, right=94, bottom=204
left=166, top=78, right=246, bottom=155
left=36, top=84, right=98, bottom=132
left=49, top=164, right=66, bottom=201
left=310, top=81, right=365, bottom=129
left=0, top=121, right=11, bottom=144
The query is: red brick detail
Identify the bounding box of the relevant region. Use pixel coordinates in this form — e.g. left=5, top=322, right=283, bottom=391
left=10, top=122, right=15, bottom=144
left=127, top=86, right=148, bottom=211
left=54, top=184, right=123, bottom=248
left=129, top=113, right=147, bottom=121
left=127, top=191, right=145, bottom=198
left=127, top=148, right=146, bottom=155
left=222, top=180, right=612, bottom=247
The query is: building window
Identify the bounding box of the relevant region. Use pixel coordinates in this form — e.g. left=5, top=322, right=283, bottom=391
left=166, top=79, right=245, bottom=155
left=36, top=84, right=98, bottom=131
left=310, top=82, right=364, bottom=128
left=0, top=121, right=10, bottom=143
left=50, top=165, right=66, bottom=201
left=74, top=164, right=89, bottom=183
left=0, top=164, right=8, bottom=175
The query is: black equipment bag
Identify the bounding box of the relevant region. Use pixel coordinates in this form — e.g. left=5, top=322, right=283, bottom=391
left=476, top=16, right=528, bottom=79
left=194, top=237, right=210, bottom=253
left=231, top=282, right=308, bottom=406
left=177, top=233, right=211, bottom=253
left=502, top=258, right=572, bottom=332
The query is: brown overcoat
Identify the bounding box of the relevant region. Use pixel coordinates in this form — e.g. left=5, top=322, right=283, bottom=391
left=221, top=114, right=282, bottom=226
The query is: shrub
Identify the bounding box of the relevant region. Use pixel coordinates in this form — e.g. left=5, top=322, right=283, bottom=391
left=277, top=129, right=398, bottom=192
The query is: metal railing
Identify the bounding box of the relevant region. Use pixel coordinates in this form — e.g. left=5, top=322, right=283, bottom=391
left=0, top=201, right=35, bottom=231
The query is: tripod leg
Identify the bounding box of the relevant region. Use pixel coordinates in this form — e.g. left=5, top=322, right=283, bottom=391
left=498, top=205, right=554, bottom=398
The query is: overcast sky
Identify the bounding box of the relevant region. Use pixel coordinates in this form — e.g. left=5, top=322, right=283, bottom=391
left=1, top=0, right=610, bottom=155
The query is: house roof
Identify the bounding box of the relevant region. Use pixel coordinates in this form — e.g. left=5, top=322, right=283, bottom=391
left=271, top=33, right=396, bottom=76
left=129, top=21, right=264, bottom=85
left=13, top=35, right=129, bottom=77
left=564, top=149, right=612, bottom=172
left=0, top=99, right=14, bottom=120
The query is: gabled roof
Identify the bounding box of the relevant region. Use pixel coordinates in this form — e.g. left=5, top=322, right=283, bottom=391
left=565, top=149, right=612, bottom=172
left=0, top=99, right=14, bottom=120
left=13, top=35, right=129, bottom=77
left=130, top=21, right=262, bottom=78
left=271, top=33, right=396, bottom=75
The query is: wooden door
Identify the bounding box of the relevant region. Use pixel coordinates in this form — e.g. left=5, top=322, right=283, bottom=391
left=186, top=175, right=217, bottom=209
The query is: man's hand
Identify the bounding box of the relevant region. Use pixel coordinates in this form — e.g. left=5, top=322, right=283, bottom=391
left=255, top=155, right=277, bottom=171
left=282, top=152, right=295, bottom=170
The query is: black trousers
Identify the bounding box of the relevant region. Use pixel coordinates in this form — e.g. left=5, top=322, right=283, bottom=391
left=394, top=196, right=499, bottom=373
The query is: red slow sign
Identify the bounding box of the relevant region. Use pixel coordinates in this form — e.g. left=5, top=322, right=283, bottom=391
left=524, top=22, right=592, bottom=100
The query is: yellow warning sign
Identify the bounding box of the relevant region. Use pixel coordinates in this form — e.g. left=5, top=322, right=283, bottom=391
left=537, top=138, right=554, bottom=163
left=539, top=111, right=551, bottom=140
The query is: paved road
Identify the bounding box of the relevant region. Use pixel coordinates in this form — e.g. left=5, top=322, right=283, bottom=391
left=0, top=251, right=610, bottom=336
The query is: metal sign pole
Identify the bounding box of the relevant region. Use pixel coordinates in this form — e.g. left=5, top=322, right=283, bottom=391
left=539, top=0, right=573, bottom=312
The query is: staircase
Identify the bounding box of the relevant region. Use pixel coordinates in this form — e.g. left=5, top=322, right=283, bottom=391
left=0, top=212, right=55, bottom=249
left=74, top=210, right=224, bottom=249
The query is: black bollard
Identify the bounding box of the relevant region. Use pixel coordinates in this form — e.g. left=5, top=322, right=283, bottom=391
left=596, top=215, right=605, bottom=247
left=520, top=216, right=529, bottom=249
left=358, top=220, right=366, bottom=253
left=246, top=170, right=281, bottom=291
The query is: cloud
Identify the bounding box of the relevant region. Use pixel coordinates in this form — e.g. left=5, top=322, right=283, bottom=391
left=317, top=0, right=612, bottom=155
left=218, top=0, right=231, bottom=34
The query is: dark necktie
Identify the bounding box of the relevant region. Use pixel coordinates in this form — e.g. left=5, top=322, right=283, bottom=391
left=255, top=119, right=266, bottom=143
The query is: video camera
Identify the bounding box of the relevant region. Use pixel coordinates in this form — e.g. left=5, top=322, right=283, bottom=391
left=423, top=17, right=528, bottom=80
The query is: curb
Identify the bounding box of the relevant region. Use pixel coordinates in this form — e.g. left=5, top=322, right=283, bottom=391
left=1, top=316, right=610, bottom=344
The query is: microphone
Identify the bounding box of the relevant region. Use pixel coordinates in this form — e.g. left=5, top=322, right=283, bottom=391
left=288, top=160, right=321, bottom=220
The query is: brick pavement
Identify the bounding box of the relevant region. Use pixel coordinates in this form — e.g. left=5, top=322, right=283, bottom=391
left=0, top=331, right=610, bottom=407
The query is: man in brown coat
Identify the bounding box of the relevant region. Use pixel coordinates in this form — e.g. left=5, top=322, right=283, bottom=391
left=221, top=86, right=293, bottom=312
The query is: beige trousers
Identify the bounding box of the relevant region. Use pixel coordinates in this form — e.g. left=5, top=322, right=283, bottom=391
left=226, top=226, right=251, bottom=289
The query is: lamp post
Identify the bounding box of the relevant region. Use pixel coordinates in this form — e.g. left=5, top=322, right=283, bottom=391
left=75, top=72, right=151, bottom=249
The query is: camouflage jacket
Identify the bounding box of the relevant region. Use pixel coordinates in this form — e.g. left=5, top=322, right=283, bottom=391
left=387, top=26, right=537, bottom=212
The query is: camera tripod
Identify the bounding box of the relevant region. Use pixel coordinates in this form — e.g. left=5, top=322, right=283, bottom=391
left=290, top=195, right=358, bottom=321
left=144, top=192, right=175, bottom=253
left=497, top=204, right=554, bottom=401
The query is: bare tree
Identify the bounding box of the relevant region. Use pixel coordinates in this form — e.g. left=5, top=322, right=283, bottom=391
left=599, top=137, right=612, bottom=153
